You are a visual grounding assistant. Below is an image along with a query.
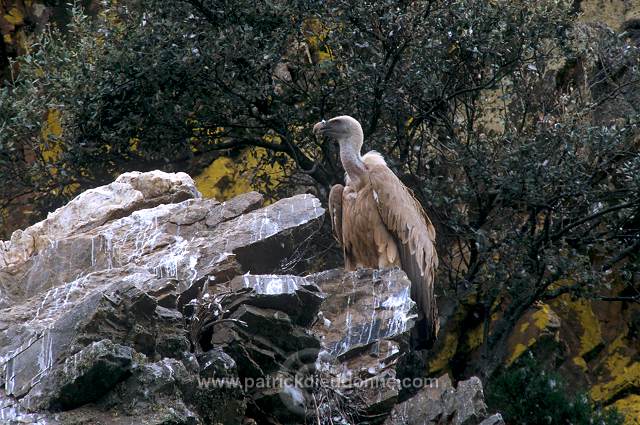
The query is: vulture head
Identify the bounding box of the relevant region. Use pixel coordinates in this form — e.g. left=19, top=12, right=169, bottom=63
left=313, top=115, right=364, bottom=153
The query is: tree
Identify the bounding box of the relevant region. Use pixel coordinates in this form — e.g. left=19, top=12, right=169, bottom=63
left=1, top=0, right=639, bottom=386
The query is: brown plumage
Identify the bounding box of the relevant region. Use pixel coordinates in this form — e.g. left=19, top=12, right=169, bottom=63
left=314, top=115, right=439, bottom=347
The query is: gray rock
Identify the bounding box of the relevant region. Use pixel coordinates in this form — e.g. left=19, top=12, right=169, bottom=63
left=197, top=348, right=237, bottom=379
left=1, top=389, right=49, bottom=424
left=204, top=191, right=264, bottom=227
left=21, top=339, right=133, bottom=411
left=306, top=267, right=417, bottom=420
left=311, top=267, right=416, bottom=354
left=226, top=274, right=325, bottom=327
left=384, top=375, right=493, bottom=425
left=208, top=304, right=321, bottom=381
left=383, top=375, right=451, bottom=425
left=190, top=350, right=246, bottom=425
left=0, top=170, right=500, bottom=424
left=446, top=376, right=487, bottom=425
left=0, top=185, right=324, bottom=399
left=0, top=171, right=198, bottom=271
left=101, top=358, right=196, bottom=414
left=220, top=193, right=326, bottom=274
left=478, top=413, right=505, bottom=425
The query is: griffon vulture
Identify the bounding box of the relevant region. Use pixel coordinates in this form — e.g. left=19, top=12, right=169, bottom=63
left=313, top=115, right=439, bottom=347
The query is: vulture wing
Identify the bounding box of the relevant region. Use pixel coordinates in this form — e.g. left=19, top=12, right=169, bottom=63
left=364, top=153, right=439, bottom=345
left=328, top=184, right=344, bottom=245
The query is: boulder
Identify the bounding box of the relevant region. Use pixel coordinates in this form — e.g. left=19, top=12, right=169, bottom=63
left=0, top=170, right=499, bottom=424
left=384, top=375, right=498, bottom=425
left=21, top=339, right=134, bottom=411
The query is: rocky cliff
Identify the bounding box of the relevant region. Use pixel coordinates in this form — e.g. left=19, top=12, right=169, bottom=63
left=0, top=171, right=501, bottom=425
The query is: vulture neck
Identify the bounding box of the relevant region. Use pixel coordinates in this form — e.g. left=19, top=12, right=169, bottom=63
left=339, top=137, right=366, bottom=186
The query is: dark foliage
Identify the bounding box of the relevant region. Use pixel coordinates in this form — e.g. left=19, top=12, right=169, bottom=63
left=487, top=354, right=625, bottom=425
left=1, top=0, right=639, bottom=394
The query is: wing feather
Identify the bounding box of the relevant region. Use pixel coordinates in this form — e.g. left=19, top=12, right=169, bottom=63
left=328, top=184, right=344, bottom=245
left=364, top=153, right=439, bottom=345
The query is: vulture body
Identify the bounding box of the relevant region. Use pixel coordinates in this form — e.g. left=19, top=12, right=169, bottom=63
left=314, top=115, right=439, bottom=347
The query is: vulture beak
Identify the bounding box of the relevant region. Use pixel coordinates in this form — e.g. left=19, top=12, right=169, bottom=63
left=313, top=119, right=327, bottom=136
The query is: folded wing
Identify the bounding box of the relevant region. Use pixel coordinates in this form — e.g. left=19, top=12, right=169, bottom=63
left=365, top=154, right=439, bottom=345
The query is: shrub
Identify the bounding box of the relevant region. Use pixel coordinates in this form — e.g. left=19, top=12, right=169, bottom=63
left=487, top=355, right=625, bottom=425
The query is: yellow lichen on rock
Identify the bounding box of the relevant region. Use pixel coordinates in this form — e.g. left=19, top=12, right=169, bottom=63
left=532, top=304, right=555, bottom=329
left=551, top=294, right=603, bottom=357
left=590, top=334, right=640, bottom=403
left=572, top=356, right=587, bottom=371
left=4, top=7, right=24, bottom=26
left=428, top=331, right=459, bottom=374
left=466, top=324, right=484, bottom=352
left=194, top=147, right=291, bottom=201
left=40, top=108, right=63, bottom=163
left=612, top=394, right=640, bottom=425
left=505, top=303, right=561, bottom=366
left=548, top=279, right=605, bottom=370
left=579, top=0, right=640, bottom=30
left=15, top=28, right=29, bottom=53
left=571, top=299, right=602, bottom=357
left=507, top=340, right=537, bottom=366
left=303, top=18, right=333, bottom=63
left=591, top=362, right=640, bottom=404
left=195, top=156, right=249, bottom=200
